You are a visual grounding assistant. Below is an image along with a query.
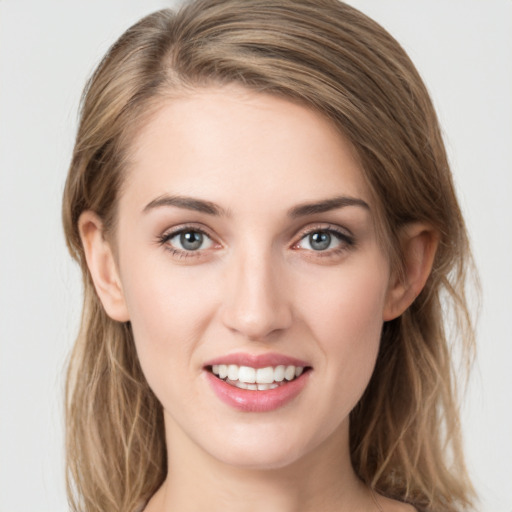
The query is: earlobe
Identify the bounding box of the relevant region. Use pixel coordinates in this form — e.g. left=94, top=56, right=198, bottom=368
left=383, top=223, right=439, bottom=321
left=78, top=211, right=130, bottom=322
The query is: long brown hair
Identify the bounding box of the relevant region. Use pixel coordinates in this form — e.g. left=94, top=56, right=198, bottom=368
left=62, top=1, right=477, bottom=511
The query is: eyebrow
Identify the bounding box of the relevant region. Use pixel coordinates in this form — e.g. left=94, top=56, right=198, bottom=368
left=142, top=194, right=369, bottom=217
left=143, top=195, right=228, bottom=216
left=288, top=196, right=370, bottom=217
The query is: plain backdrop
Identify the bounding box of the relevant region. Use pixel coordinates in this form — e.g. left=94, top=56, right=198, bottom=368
left=0, top=1, right=511, bottom=511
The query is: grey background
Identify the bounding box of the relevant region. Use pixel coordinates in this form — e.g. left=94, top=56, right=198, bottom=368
left=1, top=1, right=511, bottom=510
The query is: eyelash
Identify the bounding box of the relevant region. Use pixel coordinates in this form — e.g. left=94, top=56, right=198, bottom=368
left=156, top=224, right=217, bottom=259
left=156, top=223, right=355, bottom=260
left=292, top=224, right=355, bottom=257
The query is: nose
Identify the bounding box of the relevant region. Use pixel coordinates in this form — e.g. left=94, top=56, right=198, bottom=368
left=220, top=247, right=293, bottom=340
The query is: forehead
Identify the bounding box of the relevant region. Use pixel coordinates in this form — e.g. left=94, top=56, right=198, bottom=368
left=122, top=86, right=370, bottom=214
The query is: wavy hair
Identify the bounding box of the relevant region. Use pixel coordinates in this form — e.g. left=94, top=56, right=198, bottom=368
left=62, top=1, right=477, bottom=511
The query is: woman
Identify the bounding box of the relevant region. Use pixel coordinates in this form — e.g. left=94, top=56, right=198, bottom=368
left=62, top=1, right=477, bottom=511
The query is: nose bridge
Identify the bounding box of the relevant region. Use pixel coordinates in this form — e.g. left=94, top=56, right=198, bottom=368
left=221, top=242, right=291, bottom=339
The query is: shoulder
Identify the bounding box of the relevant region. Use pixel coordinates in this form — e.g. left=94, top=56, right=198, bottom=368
left=376, top=494, right=417, bottom=512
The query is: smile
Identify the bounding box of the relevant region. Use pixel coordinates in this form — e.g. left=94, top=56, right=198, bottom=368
left=204, top=355, right=312, bottom=412
left=210, top=364, right=305, bottom=390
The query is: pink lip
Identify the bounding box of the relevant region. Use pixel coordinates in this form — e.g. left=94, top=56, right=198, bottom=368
left=203, top=352, right=310, bottom=369
left=204, top=371, right=310, bottom=412
left=203, top=352, right=312, bottom=413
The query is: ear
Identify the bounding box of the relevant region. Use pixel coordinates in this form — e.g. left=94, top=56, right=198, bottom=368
left=383, top=223, right=439, bottom=321
left=78, top=211, right=130, bottom=322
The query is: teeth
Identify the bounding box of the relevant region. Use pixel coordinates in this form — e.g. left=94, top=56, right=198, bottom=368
left=211, top=363, right=306, bottom=387
left=227, top=364, right=238, bottom=381
left=284, top=365, right=295, bottom=381
left=274, top=365, right=285, bottom=382
left=256, top=367, right=274, bottom=384
left=218, top=364, right=228, bottom=379
left=238, top=366, right=256, bottom=383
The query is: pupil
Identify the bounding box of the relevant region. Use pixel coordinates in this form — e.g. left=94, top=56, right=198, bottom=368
left=310, top=231, right=331, bottom=251
left=180, top=231, right=203, bottom=250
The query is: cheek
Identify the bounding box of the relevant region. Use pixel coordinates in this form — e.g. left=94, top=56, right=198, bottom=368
left=301, top=258, right=388, bottom=341
left=297, top=256, right=389, bottom=391
left=118, top=253, right=217, bottom=388
left=120, top=238, right=215, bottom=332
left=118, top=252, right=238, bottom=408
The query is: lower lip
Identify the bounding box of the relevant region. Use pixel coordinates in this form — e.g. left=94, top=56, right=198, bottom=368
left=205, top=371, right=310, bottom=412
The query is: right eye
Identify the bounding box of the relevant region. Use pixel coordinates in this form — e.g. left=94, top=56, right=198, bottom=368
left=158, top=227, right=216, bottom=255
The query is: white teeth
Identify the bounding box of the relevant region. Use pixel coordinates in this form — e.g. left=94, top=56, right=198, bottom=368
left=256, top=366, right=274, bottom=384
left=284, top=365, right=295, bottom=381
left=227, top=364, right=239, bottom=381
left=211, top=363, right=306, bottom=388
left=274, top=365, right=285, bottom=382
left=218, top=364, right=228, bottom=379
left=238, top=366, right=256, bottom=383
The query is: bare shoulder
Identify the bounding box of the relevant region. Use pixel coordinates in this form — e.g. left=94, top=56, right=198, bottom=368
left=376, top=494, right=417, bottom=512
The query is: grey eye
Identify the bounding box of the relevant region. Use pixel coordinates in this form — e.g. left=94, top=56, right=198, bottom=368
left=179, top=231, right=205, bottom=251
left=295, top=229, right=351, bottom=253
left=159, top=227, right=216, bottom=255
left=308, top=231, right=332, bottom=251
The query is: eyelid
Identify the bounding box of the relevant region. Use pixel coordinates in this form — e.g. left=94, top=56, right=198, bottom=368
left=156, top=222, right=354, bottom=259
left=158, top=222, right=213, bottom=240
left=156, top=223, right=222, bottom=255
left=292, top=223, right=355, bottom=247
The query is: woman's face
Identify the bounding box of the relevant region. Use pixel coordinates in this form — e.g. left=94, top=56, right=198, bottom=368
left=113, top=86, right=395, bottom=469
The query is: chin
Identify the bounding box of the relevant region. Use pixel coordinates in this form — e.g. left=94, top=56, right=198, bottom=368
left=211, top=444, right=306, bottom=471
left=200, top=421, right=330, bottom=471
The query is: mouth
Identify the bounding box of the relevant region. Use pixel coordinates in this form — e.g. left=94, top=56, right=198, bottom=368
left=207, top=364, right=310, bottom=391
left=203, top=353, right=312, bottom=411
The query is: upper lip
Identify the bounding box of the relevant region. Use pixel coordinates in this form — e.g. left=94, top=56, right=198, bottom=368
left=203, top=352, right=310, bottom=369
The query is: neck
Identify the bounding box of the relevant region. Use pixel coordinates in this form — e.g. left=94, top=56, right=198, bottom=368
left=146, top=414, right=374, bottom=512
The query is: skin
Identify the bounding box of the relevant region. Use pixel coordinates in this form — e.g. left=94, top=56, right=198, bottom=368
left=80, top=86, right=435, bottom=512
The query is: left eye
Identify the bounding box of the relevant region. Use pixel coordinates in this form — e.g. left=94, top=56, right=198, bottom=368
left=166, top=229, right=214, bottom=251
left=296, top=230, right=346, bottom=251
